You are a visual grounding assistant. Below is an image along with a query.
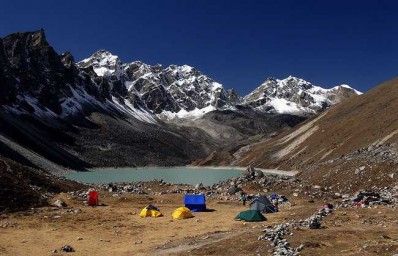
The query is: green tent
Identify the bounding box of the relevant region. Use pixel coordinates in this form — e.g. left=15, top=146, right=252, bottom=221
left=234, top=210, right=267, bottom=222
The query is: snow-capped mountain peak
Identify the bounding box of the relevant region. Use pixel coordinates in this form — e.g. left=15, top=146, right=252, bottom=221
left=332, top=84, right=363, bottom=95
left=78, top=50, right=123, bottom=77
left=243, top=76, right=361, bottom=115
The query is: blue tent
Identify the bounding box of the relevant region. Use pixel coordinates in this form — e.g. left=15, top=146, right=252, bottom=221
left=184, top=194, right=206, bottom=212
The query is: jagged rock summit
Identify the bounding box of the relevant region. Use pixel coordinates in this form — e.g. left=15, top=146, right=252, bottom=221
left=78, top=50, right=240, bottom=118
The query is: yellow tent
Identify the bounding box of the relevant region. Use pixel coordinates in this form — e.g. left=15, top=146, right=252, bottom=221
left=172, top=207, right=194, bottom=220
left=139, top=206, right=163, bottom=218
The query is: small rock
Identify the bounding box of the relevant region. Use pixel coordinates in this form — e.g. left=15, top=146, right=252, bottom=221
left=60, top=245, right=75, bottom=252
left=296, top=244, right=304, bottom=251
left=195, top=183, right=204, bottom=190
left=74, top=209, right=82, bottom=214
left=54, top=199, right=67, bottom=208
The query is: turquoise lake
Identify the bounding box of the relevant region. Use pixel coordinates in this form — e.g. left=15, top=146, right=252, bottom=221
left=64, top=167, right=243, bottom=186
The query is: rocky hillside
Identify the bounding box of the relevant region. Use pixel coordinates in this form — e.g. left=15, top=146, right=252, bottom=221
left=0, top=156, right=85, bottom=212
left=243, top=76, right=361, bottom=115
left=238, top=77, right=398, bottom=191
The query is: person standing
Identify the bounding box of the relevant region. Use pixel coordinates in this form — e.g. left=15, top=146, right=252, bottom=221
left=241, top=193, right=247, bottom=206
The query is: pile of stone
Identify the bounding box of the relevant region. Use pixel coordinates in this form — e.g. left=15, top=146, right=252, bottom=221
left=258, top=204, right=334, bottom=255
left=259, top=223, right=302, bottom=256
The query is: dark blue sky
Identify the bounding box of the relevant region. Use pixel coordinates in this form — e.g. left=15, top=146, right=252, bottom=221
left=0, top=0, right=397, bottom=95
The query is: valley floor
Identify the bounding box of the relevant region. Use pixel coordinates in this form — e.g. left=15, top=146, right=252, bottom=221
left=0, top=183, right=397, bottom=256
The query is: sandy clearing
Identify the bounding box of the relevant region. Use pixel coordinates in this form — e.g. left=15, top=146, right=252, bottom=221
left=0, top=188, right=397, bottom=256
left=0, top=193, right=260, bottom=256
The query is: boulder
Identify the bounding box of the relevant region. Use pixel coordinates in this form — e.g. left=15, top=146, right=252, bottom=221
left=227, top=186, right=241, bottom=195
left=60, top=245, right=75, bottom=252
left=254, top=169, right=264, bottom=178
left=54, top=199, right=67, bottom=208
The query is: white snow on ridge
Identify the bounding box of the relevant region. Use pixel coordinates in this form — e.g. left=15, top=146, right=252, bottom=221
left=109, top=96, right=157, bottom=124
left=93, top=67, right=115, bottom=76
left=333, top=84, right=363, bottom=95
left=157, top=105, right=216, bottom=121
left=257, top=98, right=314, bottom=115
left=212, top=82, right=223, bottom=91
left=180, top=65, right=193, bottom=73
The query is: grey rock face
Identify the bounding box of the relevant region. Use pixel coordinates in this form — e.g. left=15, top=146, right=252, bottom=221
left=0, top=30, right=107, bottom=116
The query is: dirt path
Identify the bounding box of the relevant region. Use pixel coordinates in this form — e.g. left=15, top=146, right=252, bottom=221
left=155, top=231, right=244, bottom=255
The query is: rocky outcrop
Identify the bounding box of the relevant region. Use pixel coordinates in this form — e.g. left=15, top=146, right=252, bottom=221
left=0, top=38, right=17, bottom=105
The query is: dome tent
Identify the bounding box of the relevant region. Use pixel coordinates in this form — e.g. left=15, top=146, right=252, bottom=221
left=235, top=210, right=267, bottom=222
left=139, top=205, right=163, bottom=218
left=250, top=195, right=275, bottom=213
left=172, top=207, right=194, bottom=220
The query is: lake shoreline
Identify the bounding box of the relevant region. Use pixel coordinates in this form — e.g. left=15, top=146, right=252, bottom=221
left=64, top=165, right=298, bottom=185
left=71, top=165, right=298, bottom=177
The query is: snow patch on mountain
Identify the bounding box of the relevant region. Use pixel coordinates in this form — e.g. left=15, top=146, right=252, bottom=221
left=266, top=98, right=304, bottom=114
left=109, top=96, right=157, bottom=124
left=157, top=105, right=217, bottom=121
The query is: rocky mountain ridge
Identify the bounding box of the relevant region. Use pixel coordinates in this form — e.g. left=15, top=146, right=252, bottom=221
left=78, top=50, right=361, bottom=119
left=0, top=30, right=361, bottom=124
left=77, top=50, right=240, bottom=118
